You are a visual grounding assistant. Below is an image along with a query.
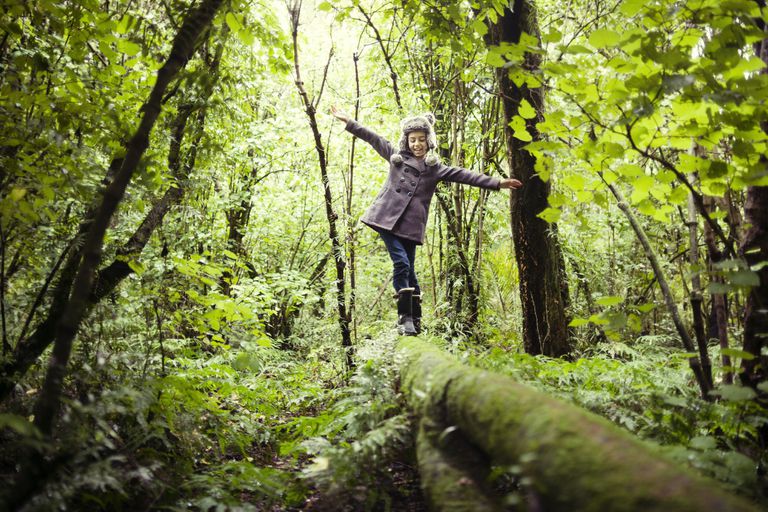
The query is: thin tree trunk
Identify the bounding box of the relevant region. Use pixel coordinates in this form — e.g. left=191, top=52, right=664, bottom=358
left=357, top=5, right=402, bottom=110
left=0, top=30, right=222, bottom=403
left=0, top=156, right=122, bottom=402
left=3, top=1, right=224, bottom=508
left=0, top=224, right=8, bottom=354
left=288, top=1, right=352, bottom=369
left=687, top=188, right=714, bottom=390
left=603, top=178, right=711, bottom=399
left=346, top=51, right=361, bottom=342
left=488, top=0, right=572, bottom=357
left=703, top=197, right=733, bottom=384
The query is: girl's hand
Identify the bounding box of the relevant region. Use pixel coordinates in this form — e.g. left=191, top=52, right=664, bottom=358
left=500, top=178, right=523, bottom=189
left=330, top=105, right=351, bottom=123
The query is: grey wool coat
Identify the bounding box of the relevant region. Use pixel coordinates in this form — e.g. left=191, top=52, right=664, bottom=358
left=346, top=119, right=501, bottom=244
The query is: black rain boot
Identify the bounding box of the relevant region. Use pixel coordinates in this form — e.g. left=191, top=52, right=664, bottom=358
left=396, top=288, right=417, bottom=336
left=412, top=293, right=422, bottom=334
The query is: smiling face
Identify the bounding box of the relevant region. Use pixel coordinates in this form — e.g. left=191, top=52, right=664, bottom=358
left=407, top=131, right=428, bottom=159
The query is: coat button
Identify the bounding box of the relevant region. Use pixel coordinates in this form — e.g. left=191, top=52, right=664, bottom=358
left=404, top=169, right=409, bottom=174
left=396, top=188, right=401, bottom=193
left=400, top=177, right=405, bottom=182
left=415, top=172, right=420, bottom=177
left=411, top=181, right=416, bottom=186
left=407, top=192, right=413, bottom=197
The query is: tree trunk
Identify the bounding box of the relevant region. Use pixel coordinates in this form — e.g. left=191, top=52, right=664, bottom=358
left=604, top=179, right=711, bottom=399
left=741, top=14, right=768, bottom=389
left=288, top=2, right=352, bottom=369
left=687, top=187, right=714, bottom=390
left=740, top=185, right=768, bottom=388
left=398, top=338, right=758, bottom=512
left=0, top=30, right=222, bottom=403
left=415, top=417, right=498, bottom=511
left=3, top=1, right=224, bottom=509
left=703, top=196, right=733, bottom=384
left=488, top=0, right=572, bottom=356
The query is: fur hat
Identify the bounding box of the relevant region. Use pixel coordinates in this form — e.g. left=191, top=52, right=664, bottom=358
left=398, top=113, right=437, bottom=153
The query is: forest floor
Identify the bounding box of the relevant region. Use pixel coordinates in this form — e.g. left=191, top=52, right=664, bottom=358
left=1, top=325, right=766, bottom=511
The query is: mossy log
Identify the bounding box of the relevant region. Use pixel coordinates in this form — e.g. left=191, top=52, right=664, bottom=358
left=416, top=417, right=500, bottom=511
left=398, top=338, right=758, bottom=512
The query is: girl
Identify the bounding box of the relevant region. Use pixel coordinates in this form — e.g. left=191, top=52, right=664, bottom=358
left=330, top=106, right=522, bottom=335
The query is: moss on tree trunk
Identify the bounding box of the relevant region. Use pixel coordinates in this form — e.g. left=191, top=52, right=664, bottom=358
left=415, top=417, right=500, bottom=511
left=398, top=338, right=758, bottom=512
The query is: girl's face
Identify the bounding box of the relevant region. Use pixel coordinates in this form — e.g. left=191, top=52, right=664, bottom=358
left=407, top=131, right=428, bottom=158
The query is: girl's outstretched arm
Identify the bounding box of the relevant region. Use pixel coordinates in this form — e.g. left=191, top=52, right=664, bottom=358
left=330, top=105, right=351, bottom=124
left=329, top=105, right=395, bottom=162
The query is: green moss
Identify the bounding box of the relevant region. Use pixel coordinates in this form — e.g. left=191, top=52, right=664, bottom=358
left=398, top=338, right=759, bottom=512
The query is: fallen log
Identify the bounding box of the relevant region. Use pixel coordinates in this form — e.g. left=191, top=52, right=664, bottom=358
left=416, top=417, right=499, bottom=511
left=398, top=338, right=758, bottom=512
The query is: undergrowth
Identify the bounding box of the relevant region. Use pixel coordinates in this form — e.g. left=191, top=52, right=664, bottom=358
left=465, top=335, right=768, bottom=502
left=280, top=331, right=421, bottom=511
left=0, top=324, right=419, bottom=511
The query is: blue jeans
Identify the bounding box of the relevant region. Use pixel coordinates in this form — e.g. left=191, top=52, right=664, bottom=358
left=377, top=229, right=420, bottom=294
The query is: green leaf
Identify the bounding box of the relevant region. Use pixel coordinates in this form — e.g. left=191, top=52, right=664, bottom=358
left=9, top=188, right=26, bottom=201
left=596, top=296, right=623, bottom=307
left=509, top=115, right=532, bottom=142
left=485, top=49, right=506, bottom=68
left=636, top=303, right=657, bottom=313
left=569, top=317, right=590, bottom=327
left=711, top=384, right=757, bottom=402
left=689, top=436, right=717, bottom=451
left=729, top=268, right=760, bottom=287
left=0, top=414, right=41, bottom=438
left=238, top=28, right=255, bottom=46
left=116, top=39, right=141, bottom=56
left=630, top=175, right=655, bottom=204
left=226, top=12, right=242, bottom=32
left=127, top=259, right=145, bottom=275
left=317, top=1, right=333, bottom=11
left=542, top=29, right=562, bottom=44
left=619, top=0, right=646, bottom=16
left=720, top=348, right=756, bottom=360
left=537, top=207, right=561, bottom=223
left=588, top=29, right=621, bottom=49
left=518, top=99, right=537, bottom=119
left=472, top=19, right=488, bottom=37
left=616, top=164, right=645, bottom=178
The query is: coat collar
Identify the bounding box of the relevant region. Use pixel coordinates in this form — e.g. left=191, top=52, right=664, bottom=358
left=400, top=151, right=426, bottom=172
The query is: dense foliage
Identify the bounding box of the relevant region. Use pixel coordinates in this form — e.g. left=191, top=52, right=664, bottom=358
left=1, top=0, right=766, bottom=509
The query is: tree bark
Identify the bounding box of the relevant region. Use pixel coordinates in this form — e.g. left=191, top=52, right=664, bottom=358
left=703, top=196, right=733, bottom=384
left=740, top=185, right=768, bottom=388
left=741, top=11, right=768, bottom=389
left=415, top=417, right=499, bottom=511
left=0, top=28, right=222, bottom=403
left=488, top=0, right=572, bottom=356
left=288, top=2, right=352, bottom=369
left=398, top=338, right=758, bottom=512
left=604, top=179, right=711, bottom=399
left=687, top=187, right=714, bottom=390
left=3, top=1, right=224, bottom=509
